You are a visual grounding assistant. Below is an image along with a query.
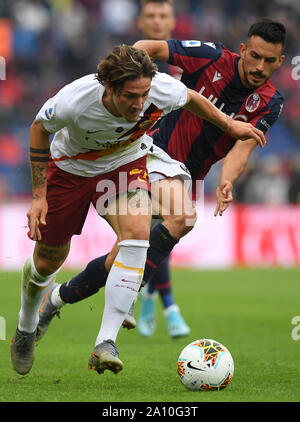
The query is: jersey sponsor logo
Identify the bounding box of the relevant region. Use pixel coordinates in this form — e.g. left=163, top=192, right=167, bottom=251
left=245, top=93, right=261, bottom=112
left=139, top=119, right=153, bottom=129
left=212, top=71, right=223, bottom=83
left=45, top=107, right=54, bottom=120
left=198, top=85, right=249, bottom=123
left=181, top=40, right=201, bottom=47
left=52, top=104, right=162, bottom=163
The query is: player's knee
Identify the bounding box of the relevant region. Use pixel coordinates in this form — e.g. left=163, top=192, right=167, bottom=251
left=120, top=222, right=150, bottom=241
left=166, top=210, right=197, bottom=238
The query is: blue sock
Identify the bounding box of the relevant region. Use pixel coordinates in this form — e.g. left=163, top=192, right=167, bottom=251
left=150, top=257, right=175, bottom=309
left=143, top=223, right=178, bottom=286
left=59, top=254, right=108, bottom=303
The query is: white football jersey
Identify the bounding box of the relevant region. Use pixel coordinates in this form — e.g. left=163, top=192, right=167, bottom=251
left=36, top=72, right=188, bottom=177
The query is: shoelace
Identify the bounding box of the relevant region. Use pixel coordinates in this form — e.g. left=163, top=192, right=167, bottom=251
left=15, top=330, right=35, bottom=352
left=101, top=340, right=119, bottom=357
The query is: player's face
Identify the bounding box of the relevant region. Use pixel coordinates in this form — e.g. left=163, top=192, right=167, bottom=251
left=109, top=77, right=151, bottom=122
left=239, top=35, right=285, bottom=89
left=137, top=2, right=175, bottom=40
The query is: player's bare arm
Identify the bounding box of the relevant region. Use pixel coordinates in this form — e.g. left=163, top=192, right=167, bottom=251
left=27, top=120, right=51, bottom=241
left=133, top=40, right=169, bottom=61
left=184, top=89, right=266, bottom=147
left=214, top=138, right=257, bottom=216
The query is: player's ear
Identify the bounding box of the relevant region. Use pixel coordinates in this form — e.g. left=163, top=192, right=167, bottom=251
left=104, top=83, right=113, bottom=97
left=278, top=54, right=285, bottom=67
left=239, top=43, right=246, bottom=56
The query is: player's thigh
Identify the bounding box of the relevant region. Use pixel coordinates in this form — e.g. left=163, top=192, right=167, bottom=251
left=151, top=177, right=196, bottom=238
left=151, top=177, right=195, bottom=220
left=105, top=189, right=152, bottom=241
left=33, top=241, right=71, bottom=276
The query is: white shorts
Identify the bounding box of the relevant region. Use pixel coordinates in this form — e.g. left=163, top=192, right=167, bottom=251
left=147, top=145, right=191, bottom=187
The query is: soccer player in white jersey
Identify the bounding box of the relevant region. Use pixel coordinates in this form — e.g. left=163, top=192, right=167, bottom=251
left=10, top=44, right=265, bottom=376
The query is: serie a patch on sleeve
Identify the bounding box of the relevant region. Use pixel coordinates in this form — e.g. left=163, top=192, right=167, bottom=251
left=181, top=40, right=201, bottom=47
left=45, top=107, right=55, bottom=120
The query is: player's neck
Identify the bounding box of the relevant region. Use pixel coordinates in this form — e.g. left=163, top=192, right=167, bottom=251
left=144, top=34, right=172, bottom=41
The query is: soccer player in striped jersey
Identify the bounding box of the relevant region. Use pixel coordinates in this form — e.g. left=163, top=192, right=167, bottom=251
left=136, top=19, right=285, bottom=195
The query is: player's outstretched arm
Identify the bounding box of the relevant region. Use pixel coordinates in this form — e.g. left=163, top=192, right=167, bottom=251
left=133, top=40, right=169, bottom=62
left=214, top=139, right=257, bottom=216
left=184, top=89, right=266, bottom=148
left=27, top=120, right=51, bottom=241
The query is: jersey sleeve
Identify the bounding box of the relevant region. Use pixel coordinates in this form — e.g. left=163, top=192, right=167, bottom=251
left=151, top=72, right=188, bottom=115
left=35, top=86, right=74, bottom=133
left=250, top=93, right=284, bottom=134
left=167, top=39, right=222, bottom=74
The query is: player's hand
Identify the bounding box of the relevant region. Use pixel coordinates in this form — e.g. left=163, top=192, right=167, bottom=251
left=214, top=180, right=233, bottom=217
left=27, top=196, right=48, bottom=241
left=227, top=118, right=266, bottom=148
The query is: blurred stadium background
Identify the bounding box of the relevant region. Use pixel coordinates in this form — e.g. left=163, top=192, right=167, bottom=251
left=0, top=0, right=300, bottom=270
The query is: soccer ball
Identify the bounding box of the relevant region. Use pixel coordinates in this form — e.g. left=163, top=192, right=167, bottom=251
left=177, top=339, right=234, bottom=391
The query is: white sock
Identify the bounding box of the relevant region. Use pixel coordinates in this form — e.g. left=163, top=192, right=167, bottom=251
left=18, top=255, right=61, bottom=333
left=95, top=239, right=149, bottom=345
left=142, top=288, right=157, bottom=300
left=50, top=284, right=65, bottom=308
left=163, top=304, right=179, bottom=318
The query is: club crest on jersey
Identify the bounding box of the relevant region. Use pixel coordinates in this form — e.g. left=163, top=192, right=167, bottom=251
left=44, top=107, right=54, bottom=120
left=139, top=119, right=153, bottom=129
left=245, top=93, right=261, bottom=113
left=181, top=40, right=201, bottom=47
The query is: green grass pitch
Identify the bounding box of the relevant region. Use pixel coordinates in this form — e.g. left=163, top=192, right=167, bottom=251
left=1, top=267, right=300, bottom=403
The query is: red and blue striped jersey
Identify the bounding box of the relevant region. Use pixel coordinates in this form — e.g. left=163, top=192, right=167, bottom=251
left=152, top=39, right=284, bottom=182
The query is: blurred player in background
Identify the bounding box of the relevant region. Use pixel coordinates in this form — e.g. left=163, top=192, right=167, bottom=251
left=137, top=0, right=190, bottom=339
left=11, top=43, right=261, bottom=376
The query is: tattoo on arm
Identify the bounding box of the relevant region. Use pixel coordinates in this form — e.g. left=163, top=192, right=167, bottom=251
left=30, top=162, right=47, bottom=189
